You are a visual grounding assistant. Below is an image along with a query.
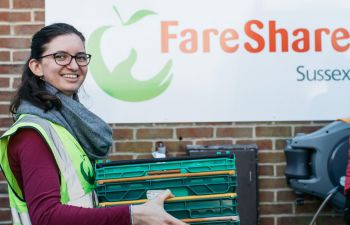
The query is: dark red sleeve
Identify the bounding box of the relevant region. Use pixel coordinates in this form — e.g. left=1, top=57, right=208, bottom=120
left=8, top=128, right=131, bottom=225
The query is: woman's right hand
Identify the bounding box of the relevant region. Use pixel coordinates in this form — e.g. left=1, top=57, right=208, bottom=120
left=131, top=189, right=188, bottom=225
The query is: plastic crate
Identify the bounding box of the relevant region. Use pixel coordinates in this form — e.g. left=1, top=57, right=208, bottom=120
left=165, top=195, right=238, bottom=219
left=96, top=174, right=237, bottom=202
left=99, top=193, right=238, bottom=220
left=95, top=155, right=236, bottom=180
left=189, top=221, right=240, bottom=225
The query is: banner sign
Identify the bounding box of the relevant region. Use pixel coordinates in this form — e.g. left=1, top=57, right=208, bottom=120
left=46, top=0, right=350, bottom=123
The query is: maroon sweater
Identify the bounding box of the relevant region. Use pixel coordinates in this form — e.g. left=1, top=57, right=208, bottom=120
left=7, top=128, right=131, bottom=225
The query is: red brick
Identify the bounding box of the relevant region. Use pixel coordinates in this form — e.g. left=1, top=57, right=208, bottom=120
left=0, top=25, right=10, bottom=35
left=276, top=165, right=286, bottom=176
left=295, top=202, right=332, bottom=213
left=136, top=154, right=154, bottom=159
left=176, top=128, right=213, bottom=138
left=0, top=64, right=23, bottom=74
left=14, top=24, right=44, bottom=35
left=277, top=190, right=296, bottom=201
left=0, top=171, right=5, bottom=180
left=0, top=105, right=10, bottom=117
left=136, top=128, right=173, bottom=139
left=258, top=152, right=285, bottom=163
left=0, top=51, right=10, bottom=61
left=0, top=183, right=8, bottom=193
left=256, top=126, right=292, bottom=137
left=162, top=141, right=192, bottom=154
left=108, top=154, right=134, bottom=161
left=195, top=140, right=232, bottom=146
left=115, top=142, right=153, bottom=153
left=0, top=12, right=31, bottom=22
left=0, top=117, right=12, bottom=127
left=258, top=165, right=274, bottom=176
left=195, top=122, right=233, bottom=126
left=34, top=10, right=45, bottom=21
left=0, top=91, right=14, bottom=101
left=259, top=191, right=274, bottom=202
left=0, top=209, right=11, bottom=222
left=260, top=203, right=293, bottom=214
left=275, top=139, right=288, bottom=150
left=277, top=216, right=313, bottom=225
left=217, top=127, right=253, bottom=138
left=236, top=139, right=272, bottom=150
left=294, top=125, right=323, bottom=135
left=0, top=38, right=31, bottom=48
left=260, top=217, right=275, bottom=225
left=112, top=128, right=133, bottom=140
left=0, top=196, right=10, bottom=208
left=0, top=0, right=9, bottom=8
left=259, top=178, right=288, bottom=189
left=0, top=77, right=9, bottom=88
left=13, top=50, right=30, bottom=61
left=13, top=0, right=44, bottom=9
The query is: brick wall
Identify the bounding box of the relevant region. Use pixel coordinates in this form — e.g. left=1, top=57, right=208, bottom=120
left=0, top=0, right=346, bottom=224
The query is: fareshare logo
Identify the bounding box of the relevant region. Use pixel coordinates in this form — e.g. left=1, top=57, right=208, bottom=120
left=87, top=6, right=173, bottom=102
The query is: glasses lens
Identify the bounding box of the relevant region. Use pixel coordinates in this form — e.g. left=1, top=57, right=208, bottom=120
left=75, top=53, right=91, bottom=66
left=53, top=52, right=71, bottom=66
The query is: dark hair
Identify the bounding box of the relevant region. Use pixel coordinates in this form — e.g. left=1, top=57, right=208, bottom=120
left=10, top=23, right=86, bottom=115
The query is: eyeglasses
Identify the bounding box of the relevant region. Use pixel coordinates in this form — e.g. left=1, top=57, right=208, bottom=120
left=37, top=51, right=92, bottom=66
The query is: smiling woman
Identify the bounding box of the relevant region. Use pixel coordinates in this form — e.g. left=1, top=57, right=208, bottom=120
left=28, top=34, right=88, bottom=96
left=0, top=23, right=187, bottom=225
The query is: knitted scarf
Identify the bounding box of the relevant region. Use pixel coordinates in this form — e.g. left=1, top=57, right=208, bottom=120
left=16, top=84, right=112, bottom=159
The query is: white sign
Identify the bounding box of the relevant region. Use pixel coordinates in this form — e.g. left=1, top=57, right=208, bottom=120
left=46, top=0, right=350, bottom=123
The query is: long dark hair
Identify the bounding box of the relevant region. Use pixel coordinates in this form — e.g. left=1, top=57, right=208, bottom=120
left=10, top=23, right=86, bottom=115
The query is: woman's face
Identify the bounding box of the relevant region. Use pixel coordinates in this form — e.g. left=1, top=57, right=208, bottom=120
left=30, top=34, right=88, bottom=96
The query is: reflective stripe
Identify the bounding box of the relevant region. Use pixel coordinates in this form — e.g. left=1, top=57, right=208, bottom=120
left=18, top=115, right=92, bottom=207
left=19, top=212, right=32, bottom=225
left=68, top=192, right=94, bottom=207
left=11, top=208, right=32, bottom=225
left=11, top=208, right=21, bottom=224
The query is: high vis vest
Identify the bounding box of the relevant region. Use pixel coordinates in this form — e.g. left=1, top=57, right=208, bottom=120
left=0, top=114, right=96, bottom=225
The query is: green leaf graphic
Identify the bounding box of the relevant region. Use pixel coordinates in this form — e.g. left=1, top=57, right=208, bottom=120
left=124, top=10, right=157, bottom=26
left=87, top=26, right=173, bottom=102
left=113, top=6, right=156, bottom=26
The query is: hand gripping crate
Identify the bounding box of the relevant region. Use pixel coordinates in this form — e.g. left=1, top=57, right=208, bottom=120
left=99, top=193, right=239, bottom=223
left=95, top=155, right=239, bottom=225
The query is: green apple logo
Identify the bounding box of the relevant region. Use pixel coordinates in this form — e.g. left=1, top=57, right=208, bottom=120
left=87, top=6, right=173, bottom=102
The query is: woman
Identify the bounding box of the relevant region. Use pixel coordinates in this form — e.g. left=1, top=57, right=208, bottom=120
left=0, top=23, right=186, bottom=225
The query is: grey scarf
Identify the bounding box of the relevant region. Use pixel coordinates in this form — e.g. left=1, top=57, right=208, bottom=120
left=16, top=84, right=112, bottom=159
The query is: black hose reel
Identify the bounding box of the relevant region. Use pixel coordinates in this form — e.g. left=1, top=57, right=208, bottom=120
left=284, top=120, right=350, bottom=209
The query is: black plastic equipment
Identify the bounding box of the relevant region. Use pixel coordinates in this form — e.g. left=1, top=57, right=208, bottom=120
left=186, top=144, right=258, bottom=225
left=284, top=120, right=350, bottom=209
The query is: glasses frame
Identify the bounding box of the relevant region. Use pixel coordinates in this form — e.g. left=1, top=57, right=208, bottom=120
left=37, top=51, right=92, bottom=67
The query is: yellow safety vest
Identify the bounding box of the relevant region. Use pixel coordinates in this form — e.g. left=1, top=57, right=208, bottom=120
left=0, top=114, right=96, bottom=225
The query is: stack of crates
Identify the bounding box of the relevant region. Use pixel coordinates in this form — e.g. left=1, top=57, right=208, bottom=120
left=94, top=155, right=239, bottom=225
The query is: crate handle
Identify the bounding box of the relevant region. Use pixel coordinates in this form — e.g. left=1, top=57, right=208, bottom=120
left=148, top=169, right=181, bottom=175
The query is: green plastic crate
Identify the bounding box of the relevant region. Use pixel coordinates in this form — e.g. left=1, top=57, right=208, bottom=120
left=164, top=195, right=238, bottom=219
left=95, top=155, right=236, bottom=180
left=96, top=174, right=237, bottom=202
left=99, top=194, right=238, bottom=220
left=189, top=220, right=240, bottom=225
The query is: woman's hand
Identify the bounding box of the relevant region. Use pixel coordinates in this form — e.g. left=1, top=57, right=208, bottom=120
left=131, top=189, right=188, bottom=225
